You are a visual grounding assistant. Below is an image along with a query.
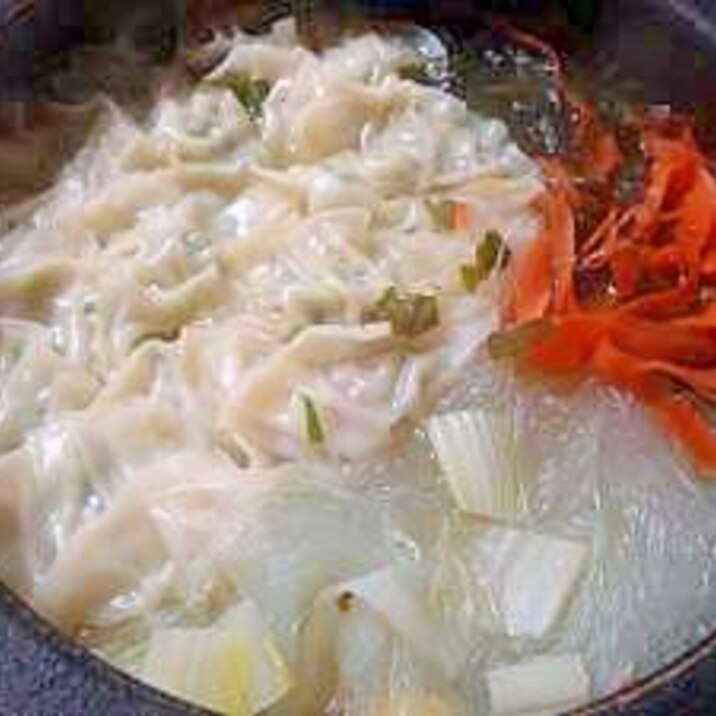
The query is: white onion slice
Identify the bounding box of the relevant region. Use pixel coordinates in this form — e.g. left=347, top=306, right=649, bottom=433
left=472, top=525, right=589, bottom=640
left=427, top=408, right=524, bottom=519
left=141, top=600, right=292, bottom=715
left=332, top=567, right=469, bottom=680
left=487, top=653, right=591, bottom=716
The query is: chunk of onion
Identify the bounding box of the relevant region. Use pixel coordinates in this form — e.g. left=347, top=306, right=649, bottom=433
left=141, top=600, right=292, bottom=716
left=426, top=408, right=524, bottom=519
left=471, top=525, right=589, bottom=640
left=332, top=567, right=469, bottom=680
left=486, top=653, right=591, bottom=716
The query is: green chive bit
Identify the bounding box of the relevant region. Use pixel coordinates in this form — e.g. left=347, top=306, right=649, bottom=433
left=302, top=394, right=326, bottom=445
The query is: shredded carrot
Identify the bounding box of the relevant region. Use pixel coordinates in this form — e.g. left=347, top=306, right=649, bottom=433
left=504, top=181, right=576, bottom=322
left=607, top=317, right=716, bottom=367
left=651, top=394, right=716, bottom=468
left=452, top=202, right=473, bottom=233
left=498, top=50, right=716, bottom=475
left=703, top=250, right=716, bottom=281
left=524, top=315, right=606, bottom=373
left=589, top=133, right=622, bottom=180
left=505, top=226, right=553, bottom=323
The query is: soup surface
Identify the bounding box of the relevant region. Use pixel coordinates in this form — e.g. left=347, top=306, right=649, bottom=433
left=1, top=17, right=715, bottom=716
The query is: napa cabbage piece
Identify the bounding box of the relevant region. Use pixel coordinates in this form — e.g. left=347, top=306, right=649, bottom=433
left=142, top=600, right=292, bottom=715
left=330, top=566, right=470, bottom=680
left=486, top=654, right=591, bottom=716
left=293, top=565, right=466, bottom=716
left=333, top=606, right=460, bottom=716
left=426, top=408, right=525, bottom=519
left=469, top=524, right=590, bottom=640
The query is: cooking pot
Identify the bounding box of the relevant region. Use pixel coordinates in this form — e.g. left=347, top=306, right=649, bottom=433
left=0, top=1, right=714, bottom=714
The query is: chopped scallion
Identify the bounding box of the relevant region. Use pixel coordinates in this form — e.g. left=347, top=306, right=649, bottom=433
left=473, top=525, right=590, bottom=639
left=302, top=394, right=326, bottom=445
left=487, top=319, right=552, bottom=361
left=460, top=230, right=510, bottom=293
left=477, top=229, right=508, bottom=276
left=427, top=200, right=453, bottom=230
left=397, top=61, right=432, bottom=84
left=362, top=287, right=440, bottom=338
left=459, top=263, right=479, bottom=293
left=211, top=75, right=270, bottom=119
left=427, top=408, right=524, bottom=519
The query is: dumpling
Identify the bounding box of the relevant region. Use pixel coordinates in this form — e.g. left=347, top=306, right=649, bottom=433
left=0, top=339, right=100, bottom=452
left=150, top=86, right=252, bottom=162
left=32, top=450, right=243, bottom=631
left=0, top=258, right=76, bottom=322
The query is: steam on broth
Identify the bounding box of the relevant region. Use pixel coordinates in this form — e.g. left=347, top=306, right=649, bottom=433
left=0, top=17, right=715, bottom=716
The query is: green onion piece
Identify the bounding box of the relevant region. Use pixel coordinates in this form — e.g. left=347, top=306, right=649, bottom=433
left=407, top=293, right=440, bottom=336
left=427, top=408, right=524, bottom=519
left=459, top=263, right=479, bottom=293
left=362, top=287, right=440, bottom=338
left=213, top=75, right=270, bottom=119
left=397, top=62, right=432, bottom=84
left=362, top=286, right=401, bottom=327
left=427, top=200, right=453, bottom=230
left=461, top=230, right=510, bottom=293
left=302, top=394, right=326, bottom=445
left=476, top=229, right=508, bottom=279
left=487, top=319, right=553, bottom=361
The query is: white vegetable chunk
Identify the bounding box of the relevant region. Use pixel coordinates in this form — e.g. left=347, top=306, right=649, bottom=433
left=486, top=653, right=591, bottom=716
left=142, top=600, right=292, bottom=716
left=332, top=567, right=469, bottom=680
left=426, top=408, right=524, bottom=519
left=472, top=526, right=589, bottom=639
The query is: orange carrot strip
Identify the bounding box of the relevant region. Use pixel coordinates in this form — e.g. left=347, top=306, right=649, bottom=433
left=702, top=249, right=716, bottom=281
left=610, top=247, right=643, bottom=299
left=547, top=190, right=578, bottom=313
left=674, top=167, right=716, bottom=265
left=452, top=202, right=473, bottom=233
left=524, top=315, right=606, bottom=374
left=619, top=280, right=700, bottom=320
left=505, top=188, right=575, bottom=321
left=649, top=394, right=716, bottom=472
left=504, top=234, right=553, bottom=323
left=607, top=317, right=716, bottom=367
left=672, top=302, right=716, bottom=328
left=495, top=60, right=716, bottom=474
left=623, top=144, right=695, bottom=243
left=590, top=133, right=622, bottom=180
left=580, top=207, right=619, bottom=258
left=647, top=362, right=716, bottom=403
left=644, top=245, right=686, bottom=279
